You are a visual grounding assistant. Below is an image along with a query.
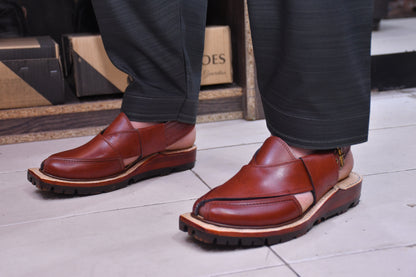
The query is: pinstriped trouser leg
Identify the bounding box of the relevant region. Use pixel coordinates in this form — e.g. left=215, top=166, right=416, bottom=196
left=91, top=0, right=207, bottom=124
left=247, top=0, right=373, bottom=149
left=92, top=0, right=372, bottom=149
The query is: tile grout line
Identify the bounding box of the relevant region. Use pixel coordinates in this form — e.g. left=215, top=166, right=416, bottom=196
left=0, top=142, right=264, bottom=174
left=191, top=169, right=212, bottom=190
left=197, top=141, right=263, bottom=152
left=3, top=167, right=415, bottom=178
left=280, top=243, right=415, bottom=266
left=368, top=123, right=416, bottom=132
left=0, top=197, right=197, bottom=228
left=362, top=168, right=416, bottom=177
left=208, top=264, right=295, bottom=277
left=268, top=247, right=301, bottom=277
left=370, top=91, right=416, bottom=99
left=0, top=169, right=27, bottom=175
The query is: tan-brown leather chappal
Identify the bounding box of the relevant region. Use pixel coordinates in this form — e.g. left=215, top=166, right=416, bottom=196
left=180, top=136, right=362, bottom=246
left=28, top=113, right=196, bottom=195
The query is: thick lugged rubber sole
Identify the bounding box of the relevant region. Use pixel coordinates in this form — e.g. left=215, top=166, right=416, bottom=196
left=27, top=146, right=197, bottom=195
left=179, top=172, right=362, bottom=246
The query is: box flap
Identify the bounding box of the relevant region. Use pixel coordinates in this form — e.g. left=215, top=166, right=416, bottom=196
left=0, top=36, right=59, bottom=60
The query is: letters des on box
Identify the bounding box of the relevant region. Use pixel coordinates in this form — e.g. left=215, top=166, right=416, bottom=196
left=201, top=26, right=233, bottom=86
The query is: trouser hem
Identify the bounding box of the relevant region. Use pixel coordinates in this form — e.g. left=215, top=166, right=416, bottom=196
left=121, top=95, right=198, bottom=124
left=263, top=100, right=369, bottom=149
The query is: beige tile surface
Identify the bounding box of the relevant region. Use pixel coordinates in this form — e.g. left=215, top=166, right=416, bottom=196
left=0, top=88, right=415, bottom=276
left=271, top=170, right=416, bottom=263
left=192, top=143, right=261, bottom=189
left=212, top=265, right=298, bottom=277
left=0, top=170, right=208, bottom=226
left=0, top=201, right=282, bottom=277
left=195, top=119, right=268, bottom=150
left=371, top=17, right=416, bottom=55
left=369, top=89, right=416, bottom=130
left=0, top=136, right=94, bottom=174
left=292, top=246, right=416, bottom=277
left=353, top=125, right=416, bottom=176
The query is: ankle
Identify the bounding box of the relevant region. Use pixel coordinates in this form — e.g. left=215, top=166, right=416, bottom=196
left=130, top=119, right=195, bottom=150
left=287, top=145, right=315, bottom=159
left=130, top=121, right=160, bottom=129
left=338, top=150, right=354, bottom=181
left=285, top=141, right=353, bottom=181
left=166, top=127, right=196, bottom=150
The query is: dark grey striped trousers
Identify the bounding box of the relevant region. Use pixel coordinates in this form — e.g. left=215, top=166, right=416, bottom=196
left=92, top=0, right=373, bottom=149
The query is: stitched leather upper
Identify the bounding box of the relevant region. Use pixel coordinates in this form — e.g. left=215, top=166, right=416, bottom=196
left=41, top=113, right=193, bottom=180
left=192, top=136, right=340, bottom=227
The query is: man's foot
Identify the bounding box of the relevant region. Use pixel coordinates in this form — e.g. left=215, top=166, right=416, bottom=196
left=27, top=113, right=196, bottom=195
left=179, top=136, right=361, bottom=246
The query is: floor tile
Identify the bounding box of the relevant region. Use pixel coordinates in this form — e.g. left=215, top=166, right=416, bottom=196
left=271, top=170, right=416, bottom=263
left=370, top=90, right=416, bottom=130
left=353, top=125, right=416, bottom=176
left=0, top=170, right=208, bottom=226
left=0, top=119, right=269, bottom=173
left=0, top=87, right=415, bottom=277
left=192, top=143, right=261, bottom=189
left=292, top=246, right=416, bottom=277
left=195, top=119, right=269, bottom=150
left=194, top=123, right=416, bottom=188
left=0, top=136, right=93, bottom=174
left=372, top=18, right=416, bottom=55
left=0, top=201, right=282, bottom=277
left=212, top=265, right=297, bottom=277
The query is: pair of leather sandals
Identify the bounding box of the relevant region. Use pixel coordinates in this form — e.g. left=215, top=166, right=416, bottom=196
left=28, top=113, right=362, bottom=246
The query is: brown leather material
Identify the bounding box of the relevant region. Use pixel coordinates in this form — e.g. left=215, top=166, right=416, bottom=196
left=179, top=173, right=362, bottom=246
left=253, top=135, right=297, bottom=165
left=41, top=113, right=194, bottom=180
left=198, top=195, right=303, bottom=227
left=196, top=161, right=314, bottom=203
left=192, top=136, right=341, bottom=227
left=300, top=153, right=339, bottom=201
left=138, top=124, right=166, bottom=157
left=165, top=121, right=195, bottom=147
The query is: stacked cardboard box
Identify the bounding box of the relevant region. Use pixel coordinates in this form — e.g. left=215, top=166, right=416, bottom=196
left=62, top=26, right=233, bottom=97
left=62, top=34, right=129, bottom=97
left=0, top=36, right=65, bottom=109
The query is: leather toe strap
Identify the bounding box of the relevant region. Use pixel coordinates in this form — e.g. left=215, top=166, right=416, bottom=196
left=192, top=136, right=340, bottom=227
left=41, top=113, right=194, bottom=180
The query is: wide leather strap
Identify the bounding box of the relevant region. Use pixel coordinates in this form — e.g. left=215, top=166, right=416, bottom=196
left=103, top=113, right=195, bottom=158
left=300, top=152, right=339, bottom=201
left=192, top=136, right=340, bottom=227
left=42, top=113, right=194, bottom=180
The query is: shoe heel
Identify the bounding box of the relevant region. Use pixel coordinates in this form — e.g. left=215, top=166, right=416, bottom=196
left=132, top=146, right=197, bottom=177
left=317, top=173, right=362, bottom=221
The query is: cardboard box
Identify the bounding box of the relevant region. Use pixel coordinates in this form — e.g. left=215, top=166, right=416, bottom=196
left=0, top=37, right=65, bottom=109
left=63, top=26, right=232, bottom=97
left=201, top=26, right=233, bottom=86
left=63, top=34, right=129, bottom=97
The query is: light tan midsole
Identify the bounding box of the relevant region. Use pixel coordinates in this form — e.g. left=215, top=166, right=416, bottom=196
left=181, top=172, right=362, bottom=234
left=29, top=145, right=197, bottom=185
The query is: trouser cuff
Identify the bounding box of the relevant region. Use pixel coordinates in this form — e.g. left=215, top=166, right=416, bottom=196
left=121, top=94, right=198, bottom=124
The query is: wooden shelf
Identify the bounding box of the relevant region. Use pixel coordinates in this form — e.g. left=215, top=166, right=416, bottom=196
left=0, top=0, right=264, bottom=145
left=0, top=86, right=244, bottom=144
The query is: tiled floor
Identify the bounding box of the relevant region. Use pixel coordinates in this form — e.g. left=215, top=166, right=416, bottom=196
left=371, top=17, right=416, bottom=55
left=1, top=88, right=416, bottom=277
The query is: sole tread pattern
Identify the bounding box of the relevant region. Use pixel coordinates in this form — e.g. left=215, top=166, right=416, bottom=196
left=179, top=173, right=362, bottom=247
left=179, top=200, right=359, bottom=247
left=27, top=162, right=195, bottom=195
